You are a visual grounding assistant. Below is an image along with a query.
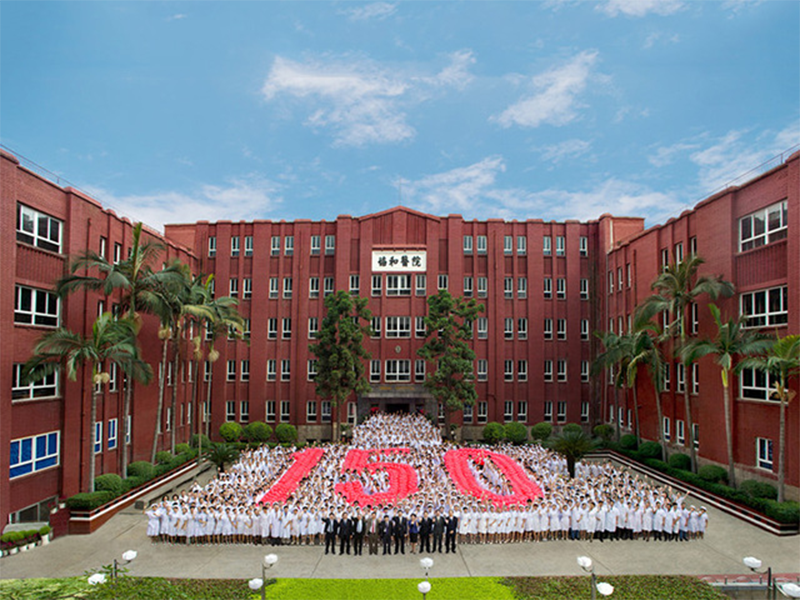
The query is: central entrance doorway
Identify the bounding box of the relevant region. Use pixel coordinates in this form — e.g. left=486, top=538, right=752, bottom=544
left=385, top=402, right=411, bottom=414
left=357, top=384, right=436, bottom=422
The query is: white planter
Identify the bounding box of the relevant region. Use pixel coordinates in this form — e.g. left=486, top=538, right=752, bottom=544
left=9, top=547, right=18, bottom=555
left=41, top=534, right=50, bottom=545
left=19, top=545, right=29, bottom=552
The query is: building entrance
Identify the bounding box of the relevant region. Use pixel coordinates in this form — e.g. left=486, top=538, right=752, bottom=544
left=385, top=402, right=411, bottom=414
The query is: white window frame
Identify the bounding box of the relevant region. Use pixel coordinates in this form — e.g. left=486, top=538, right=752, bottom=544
left=477, top=359, right=488, bottom=382
left=310, top=235, right=321, bottom=255
left=415, top=274, right=426, bottom=296
left=229, top=278, right=238, bottom=297
left=581, top=401, right=589, bottom=423
left=231, top=236, right=240, bottom=257
left=266, top=359, right=276, bottom=381
left=9, top=431, right=60, bottom=479
left=504, top=360, right=513, bottom=382
left=504, top=400, right=513, bottom=422
left=504, top=318, right=514, bottom=340
left=307, top=359, right=318, bottom=381
left=16, top=204, right=62, bottom=253
left=517, top=277, right=527, bottom=299
left=477, top=317, right=488, bottom=339
left=557, top=401, right=567, bottom=422
left=267, top=318, right=278, bottom=339
left=756, top=437, right=773, bottom=470
left=324, top=277, right=334, bottom=297
left=739, top=200, right=788, bottom=252
left=386, top=274, right=411, bottom=296
left=517, top=235, right=527, bottom=255
left=518, top=360, right=528, bottom=382
left=280, top=400, right=291, bottom=422
left=544, top=318, right=553, bottom=340
left=438, top=274, right=448, bottom=290
left=477, top=276, right=488, bottom=298
left=386, top=316, right=411, bottom=338
left=244, top=235, right=253, bottom=257
left=463, top=235, right=473, bottom=254
left=325, top=235, right=336, bottom=255
left=241, top=360, right=250, bottom=382
left=415, top=359, right=426, bottom=383
left=517, top=318, right=528, bottom=340
left=371, top=275, right=382, bottom=296
left=226, top=360, right=236, bottom=382
left=385, top=359, right=411, bottom=382
left=543, top=236, right=552, bottom=256
left=280, top=359, right=291, bottom=381
left=285, top=235, right=294, bottom=256
left=266, top=400, right=276, bottom=423
left=581, top=319, right=589, bottom=341
left=243, top=278, right=252, bottom=300
left=477, top=401, right=488, bottom=424
left=107, top=418, right=117, bottom=450
left=580, top=278, right=589, bottom=300
left=556, top=235, right=565, bottom=256
left=306, top=400, right=318, bottom=422
left=269, top=278, right=279, bottom=299
left=544, top=360, right=553, bottom=382
left=581, top=361, right=589, bottom=382
left=308, top=317, right=319, bottom=339
left=309, top=277, right=320, bottom=299
left=579, top=236, right=588, bottom=256
left=556, top=278, right=565, bottom=299
left=544, top=401, right=553, bottom=423
left=557, top=318, right=567, bottom=340
left=463, top=276, right=473, bottom=297
left=271, top=236, right=280, bottom=256
left=741, top=286, right=788, bottom=328
left=350, top=274, right=360, bottom=295
left=476, top=235, right=487, bottom=254
left=12, top=364, right=58, bottom=401
left=208, top=236, right=216, bottom=257
left=283, top=277, right=293, bottom=299
left=14, top=285, right=60, bottom=327
left=504, top=235, right=513, bottom=255
left=370, top=360, right=381, bottom=383
left=557, top=359, right=567, bottom=382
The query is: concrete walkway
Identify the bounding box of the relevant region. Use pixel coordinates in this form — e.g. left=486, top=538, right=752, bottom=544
left=1, top=494, right=798, bottom=581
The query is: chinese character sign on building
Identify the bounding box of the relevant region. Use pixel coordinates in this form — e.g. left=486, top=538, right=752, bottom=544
left=371, top=250, right=427, bottom=272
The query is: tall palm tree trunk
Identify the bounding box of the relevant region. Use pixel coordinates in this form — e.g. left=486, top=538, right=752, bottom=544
left=683, top=374, right=697, bottom=471
left=121, top=380, right=133, bottom=477
left=777, top=383, right=787, bottom=503
left=151, top=338, right=169, bottom=463
left=655, top=392, right=667, bottom=460
left=191, top=357, right=201, bottom=468
left=633, top=382, right=641, bottom=446
left=205, top=365, right=213, bottom=441
left=89, top=386, right=100, bottom=493
left=170, top=333, right=180, bottom=454
left=721, top=373, right=735, bottom=486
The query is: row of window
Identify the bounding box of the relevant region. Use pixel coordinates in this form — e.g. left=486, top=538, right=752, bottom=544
left=464, top=400, right=590, bottom=425
left=463, top=234, right=589, bottom=257
left=739, top=200, right=787, bottom=252
left=9, top=431, right=60, bottom=479
left=209, top=235, right=335, bottom=258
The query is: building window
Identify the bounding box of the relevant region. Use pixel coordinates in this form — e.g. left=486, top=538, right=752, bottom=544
left=580, top=278, right=589, bottom=300
left=266, top=400, right=276, bottom=423
left=16, top=204, right=62, bottom=253
left=94, top=421, right=103, bottom=453
left=321, top=401, right=331, bottom=423
left=556, top=278, right=565, bottom=299
left=557, top=360, right=567, bottom=382
left=306, top=401, right=318, bottom=422
left=692, top=363, right=699, bottom=395
left=324, top=277, right=334, bottom=297
left=438, top=274, right=448, bottom=290
left=349, top=275, right=360, bottom=295
left=518, top=318, right=528, bottom=340
left=463, top=403, right=473, bottom=423
left=691, top=302, right=699, bottom=334
left=581, top=319, right=589, bottom=341
left=244, top=235, right=253, bottom=257
left=415, top=359, right=426, bottom=383
left=463, top=235, right=473, bottom=254
left=267, top=318, right=278, bottom=340
left=266, top=360, right=276, bottom=381
left=693, top=423, right=699, bottom=449
left=740, top=367, right=775, bottom=401
left=661, top=248, right=669, bottom=271
left=518, top=360, right=528, bottom=382
left=579, top=236, right=588, bottom=257
left=677, top=363, right=685, bottom=393
left=544, top=401, right=553, bottom=423
left=618, top=267, right=623, bottom=291
left=517, top=277, right=527, bottom=299
left=370, top=360, right=381, bottom=383
left=557, top=401, right=567, bottom=422
left=544, top=360, right=553, bottom=382
left=504, top=278, right=513, bottom=299
left=674, top=242, right=684, bottom=264
left=556, top=236, right=565, bottom=256
left=311, top=235, right=321, bottom=255
left=503, top=318, right=513, bottom=340
left=307, top=359, right=318, bottom=381
left=543, top=278, right=552, bottom=299
left=517, top=236, right=527, bottom=255
left=619, top=407, right=625, bottom=428
left=208, top=236, right=216, bottom=257
left=504, top=360, right=514, bottom=382
left=756, top=437, right=773, bottom=470
left=229, top=278, right=239, bottom=297
left=557, top=319, right=567, bottom=340
left=280, top=400, right=290, bottom=422
left=231, top=236, right=240, bottom=257
left=114, top=243, right=122, bottom=264
left=325, top=235, right=335, bottom=255
left=608, top=270, right=614, bottom=294
left=504, top=235, right=513, bottom=255
left=107, top=419, right=117, bottom=450
left=415, top=274, right=426, bottom=296
left=503, top=400, right=513, bottom=422
left=626, top=264, right=632, bottom=287
left=581, top=361, right=589, bottom=382
left=542, top=235, right=552, bottom=256
left=12, top=364, right=58, bottom=400
left=740, top=200, right=788, bottom=251
left=581, top=401, right=589, bottom=423
left=283, top=277, right=293, bottom=299
left=9, top=431, right=60, bottom=479
left=240, top=400, right=250, bottom=423
left=477, top=277, right=488, bottom=298
left=517, top=401, right=528, bottom=422
left=99, top=236, right=107, bottom=259
left=663, top=363, right=671, bottom=392
left=309, top=277, right=320, bottom=299
left=285, top=236, right=294, bottom=256
left=477, top=359, right=488, bottom=381
left=544, top=318, right=553, bottom=340
left=386, top=316, right=411, bottom=338
left=371, top=317, right=381, bottom=338
left=271, top=236, right=280, bottom=256
left=477, top=401, right=488, bottom=424
left=477, top=235, right=487, bottom=254
left=243, top=278, right=252, bottom=300
left=741, top=286, right=788, bottom=328
left=677, top=419, right=685, bottom=444
left=308, top=317, right=319, bottom=339
left=280, top=359, right=291, bottom=381
left=371, top=275, right=382, bottom=296
left=463, top=276, right=473, bottom=297
left=14, top=286, right=60, bottom=327
left=386, top=274, right=411, bottom=296
left=663, top=417, right=671, bottom=441
left=269, top=278, right=279, bottom=299
left=477, top=317, right=488, bottom=339
left=386, top=359, right=411, bottom=382
left=226, top=360, right=236, bottom=382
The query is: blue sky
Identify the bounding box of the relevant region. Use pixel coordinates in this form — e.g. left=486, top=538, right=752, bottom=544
left=2, top=1, right=798, bottom=231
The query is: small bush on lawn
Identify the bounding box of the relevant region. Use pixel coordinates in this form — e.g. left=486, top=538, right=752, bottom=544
left=483, top=422, right=505, bottom=444
left=127, top=461, right=155, bottom=480
left=740, top=479, right=778, bottom=500
left=275, top=423, right=298, bottom=444
left=593, top=424, right=614, bottom=445
left=175, top=443, right=192, bottom=455
left=669, top=453, right=692, bottom=471
left=155, top=451, right=173, bottom=465
left=243, top=421, right=272, bottom=444
left=530, top=422, right=552, bottom=442
left=65, top=491, right=114, bottom=510
left=504, top=422, right=528, bottom=444
left=699, top=464, right=728, bottom=484
left=562, top=422, right=582, bottom=434
left=94, top=473, right=125, bottom=496
left=190, top=433, right=212, bottom=449
left=620, top=434, right=638, bottom=450
left=219, top=422, right=243, bottom=442
left=638, top=441, right=662, bottom=459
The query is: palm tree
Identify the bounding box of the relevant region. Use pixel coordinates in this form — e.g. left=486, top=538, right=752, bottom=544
left=636, top=255, right=734, bottom=472
left=55, top=222, right=181, bottom=476
left=204, top=443, right=240, bottom=474
left=738, top=335, right=800, bottom=502
left=21, top=314, right=153, bottom=492
left=592, top=332, right=624, bottom=441
left=681, top=305, right=773, bottom=487
left=622, top=323, right=665, bottom=448
left=549, top=429, right=598, bottom=478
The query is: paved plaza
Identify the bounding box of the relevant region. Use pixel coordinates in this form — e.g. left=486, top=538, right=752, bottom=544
left=1, top=485, right=798, bottom=582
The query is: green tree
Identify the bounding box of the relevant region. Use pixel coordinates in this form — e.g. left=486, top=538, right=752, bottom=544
left=621, top=323, right=664, bottom=447
left=310, top=290, right=372, bottom=441
left=549, top=429, right=598, bottom=478
left=636, top=255, right=734, bottom=472
left=592, top=331, right=624, bottom=441
left=417, top=290, right=483, bottom=437
left=739, top=335, right=800, bottom=502
left=203, top=443, right=240, bottom=473
left=22, top=314, right=153, bottom=492
left=55, top=222, right=180, bottom=477
left=681, top=305, right=773, bottom=486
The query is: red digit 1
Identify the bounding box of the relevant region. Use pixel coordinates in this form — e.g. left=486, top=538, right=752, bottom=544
left=335, top=448, right=419, bottom=506
left=258, top=447, right=326, bottom=504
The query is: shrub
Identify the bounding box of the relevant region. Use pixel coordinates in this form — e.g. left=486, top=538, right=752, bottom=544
left=123, top=476, right=146, bottom=492
left=669, top=453, right=692, bottom=471
left=190, top=433, right=212, bottom=449
left=175, top=443, right=191, bottom=455
left=698, top=464, right=728, bottom=484
left=503, top=422, right=528, bottom=445
left=66, top=491, right=115, bottom=510
left=219, top=422, right=243, bottom=442
left=562, top=423, right=582, bottom=434
left=127, top=461, right=156, bottom=480
left=94, top=473, right=125, bottom=496
left=638, top=441, right=662, bottom=460
left=482, top=422, right=505, bottom=445
left=620, top=434, right=638, bottom=450
left=155, top=451, right=174, bottom=465
left=740, top=480, right=778, bottom=500
left=530, top=422, right=553, bottom=442
left=763, top=500, right=800, bottom=524
left=244, top=421, right=272, bottom=444
left=593, top=424, right=614, bottom=445
left=275, top=423, right=298, bottom=444
left=38, top=525, right=51, bottom=537
left=154, top=463, right=172, bottom=477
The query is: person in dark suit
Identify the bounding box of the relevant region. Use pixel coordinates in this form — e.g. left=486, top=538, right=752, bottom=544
left=366, top=510, right=380, bottom=555
left=432, top=509, right=446, bottom=553
left=392, top=513, right=408, bottom=555
left=351, top=510, right=365, bottom=556
left=419, top=512, right=432, bottom=554
left=445, top=510, right=458, bottom=553
left=323, top=513, right=339, bottom=555
left=338, top=514, right=352, bottom=555
left=379, top=514, right=393, bottom=555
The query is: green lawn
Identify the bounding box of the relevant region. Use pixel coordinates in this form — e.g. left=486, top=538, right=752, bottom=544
left=0, top=575, right=727, bottom=600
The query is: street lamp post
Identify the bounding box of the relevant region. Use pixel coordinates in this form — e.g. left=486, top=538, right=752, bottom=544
left=577, top=556, right=614, bottom=600
left=420, top=557, right=434, bottom=581
left=249, top=553, right=279, bottom=600
left=744, top=556, right=774, bottom=600
left=418, top=580, right=432, bottom=600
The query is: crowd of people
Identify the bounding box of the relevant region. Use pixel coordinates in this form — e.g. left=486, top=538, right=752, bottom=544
left=145, top=413, right=708, bottom=552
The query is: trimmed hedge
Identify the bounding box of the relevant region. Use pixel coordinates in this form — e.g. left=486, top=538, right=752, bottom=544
left=190, top=433, right=212, bottom=449
left=530, top=422, right=552, bottom=442
left=483, top=422, right=505, bottom=444
left=66, top=491, right=115, bottom=510
left=175, top=443, right=192, bottom=455
left=123, top=476, right=146, bottom=492
left=127, top=461, right=156, bottom=480
left=668, top=453, right=691, bottom=471
left=244, top=421, right=272, bottom=444
left=698, top=464, right=728, bottom=484
left=219, top=422, right=243, bottom=442
left=593, top=424, right=614, bottom=445
left=503, top=422, right=528, bottom=445
left=740, top=479, right=778, bottom=500
left=155, top=451, right=174, bottom=465
left=638, top=441, right=662, bottom=459
left=562, top=423, right=582, bottom=434
left=275, top=423, right=298, bottom=444
left=620, top=434, right=638, bottom=450
left=94, top=473, right=125, bottom=496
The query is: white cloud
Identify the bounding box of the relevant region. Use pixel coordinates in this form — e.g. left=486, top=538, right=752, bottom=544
left=82, top=175, right=282, bottom=232
left=342, top=2, right=397, bottom=21
left=261, top=52, right=475, bottom=146
left=648, top=141, right=701, bottom=167
left=166, top=13, right=187, bottom=21
left=599, top=0, right=683, bottom=17
left=492, top=50, right=599, bottom=129
left=537, top=139, right=592, bottom=164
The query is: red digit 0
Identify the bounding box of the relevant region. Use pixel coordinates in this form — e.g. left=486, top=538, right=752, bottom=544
left=335, top=448, right=419, bottom=507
